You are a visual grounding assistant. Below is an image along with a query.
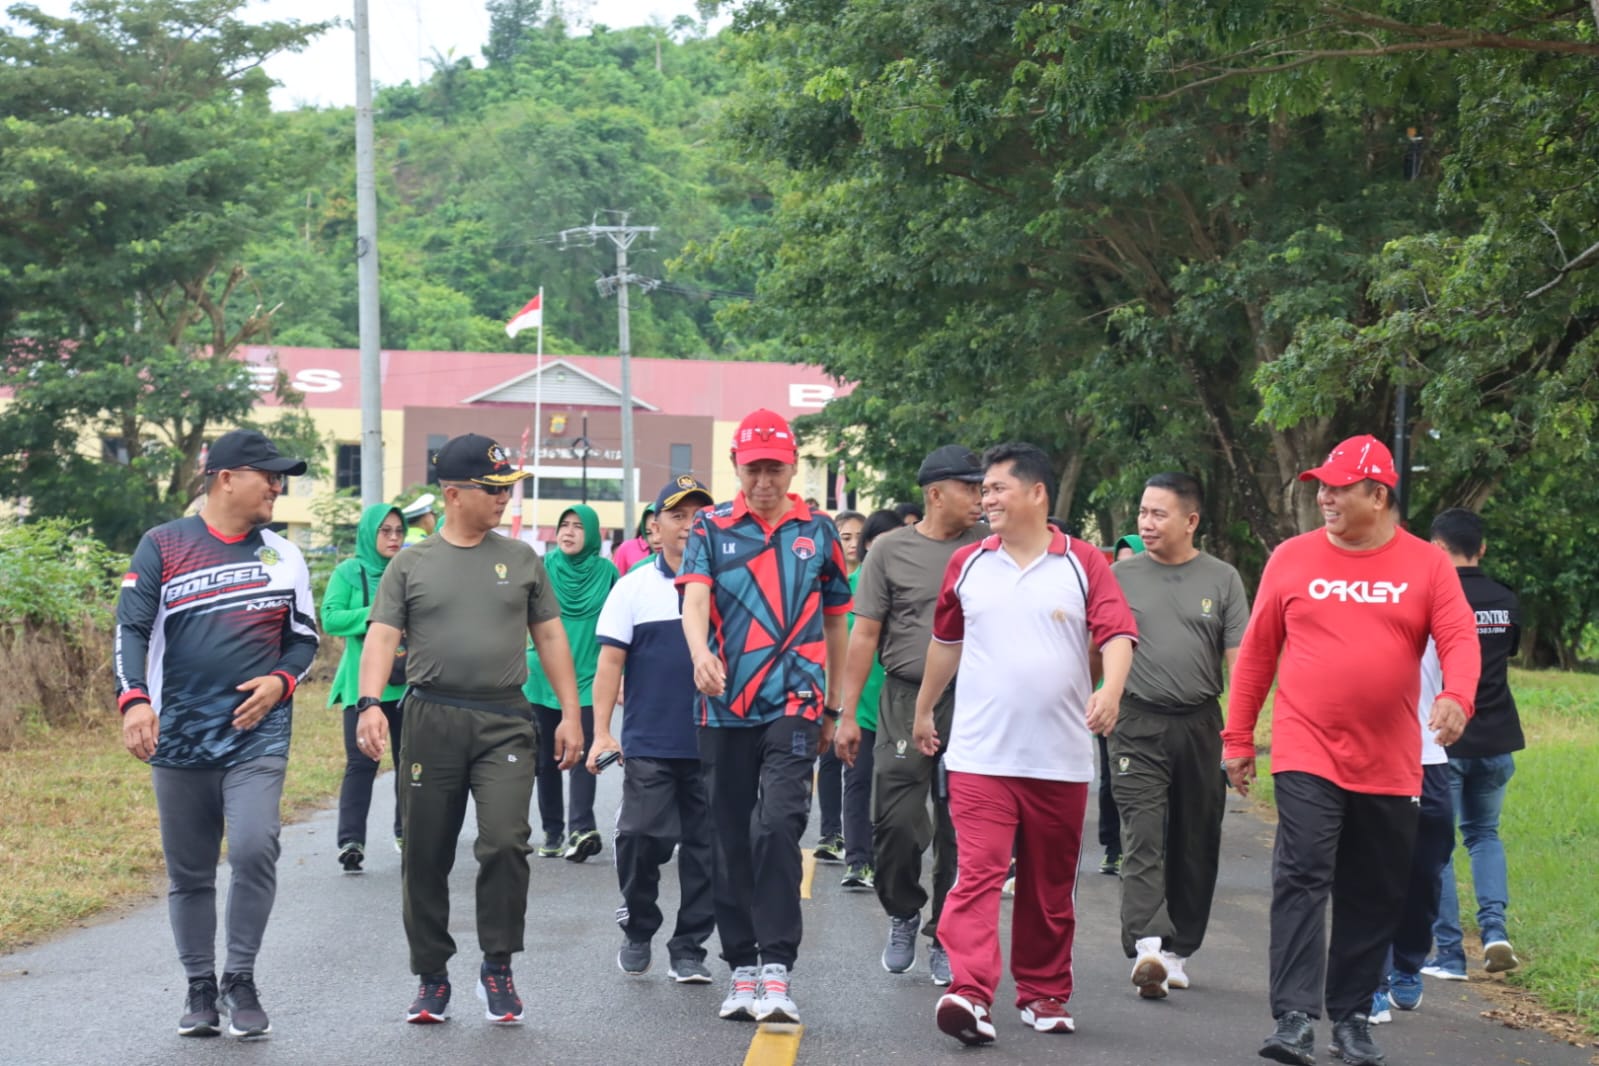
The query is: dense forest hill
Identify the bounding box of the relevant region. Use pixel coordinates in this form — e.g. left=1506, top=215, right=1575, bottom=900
left=251, top=14, right=766, bottom=360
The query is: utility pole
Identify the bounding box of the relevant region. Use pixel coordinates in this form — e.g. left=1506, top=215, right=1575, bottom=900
left=1393, top=126, right=1425, bottom=522
left=559, top=215, right=659, bottom=535
left=354, top=0, right=384, bottom=507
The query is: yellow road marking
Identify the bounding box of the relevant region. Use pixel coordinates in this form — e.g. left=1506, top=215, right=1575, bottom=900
left=800, top=849, right=815, bottom=900
left=743, top=1023, right=804, bottom=1066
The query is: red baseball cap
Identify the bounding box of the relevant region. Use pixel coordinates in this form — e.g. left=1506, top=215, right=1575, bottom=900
left=732, top=408, right=798, bottom=465
left=1298, top=434, right=1398, bottom=488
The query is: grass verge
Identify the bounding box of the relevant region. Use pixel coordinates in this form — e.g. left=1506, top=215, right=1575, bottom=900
left=1228, top=667, right=1599, bottom=1036
left=0, top=681, right=344, bottom=954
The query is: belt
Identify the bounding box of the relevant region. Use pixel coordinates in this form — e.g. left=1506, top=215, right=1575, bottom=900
left=408, top=687, right=532, bottom=720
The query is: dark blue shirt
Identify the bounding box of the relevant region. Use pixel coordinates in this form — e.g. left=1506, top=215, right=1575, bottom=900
left=595, top=554, right=700, bottom=759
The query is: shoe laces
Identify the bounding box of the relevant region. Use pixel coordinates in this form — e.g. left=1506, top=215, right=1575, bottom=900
left=223, top=975, right=261, bottom=1011
left=890, top=917, right=917, bottom=948
left=482, top=966, right=518, bottom=997
left=416, top=975, right=449, bottom=1000
left=1343, top=1013, right=1373, bottom=1040
left=759, top=965, right=789, bottom=996
left=731, top=966, right=759, bottom=996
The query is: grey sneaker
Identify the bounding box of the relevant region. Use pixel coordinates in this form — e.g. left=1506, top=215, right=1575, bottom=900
left=178, top=975, right=220, bottom=1037
left=929, top=942, right=952, bottom=986
left=219, top=972, right=270, bottom=1038
left=754, top=963, right=799, bottom=1023
left=882, top=913, right=921, bottom=973
left=719, top=965, right=760, bottom=1020
left=618, top=938, right=651, bottom=976
left=668, top=956, right=713, bottom=984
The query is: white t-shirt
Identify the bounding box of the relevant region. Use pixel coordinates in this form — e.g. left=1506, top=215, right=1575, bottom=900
left=1416, top=637, right=1447, bottom=765
left=932, top=530, right=1138, bottom=782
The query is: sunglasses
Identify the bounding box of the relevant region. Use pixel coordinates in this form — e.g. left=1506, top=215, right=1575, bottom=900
left=448, top=481, right=513, bottom=496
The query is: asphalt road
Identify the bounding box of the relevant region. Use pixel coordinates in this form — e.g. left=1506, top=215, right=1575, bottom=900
left=2, top=754, right=1587, bottom=1066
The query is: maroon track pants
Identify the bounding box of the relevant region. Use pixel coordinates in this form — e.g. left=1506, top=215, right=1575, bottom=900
left=940, top=771, right=1088, bottom=1009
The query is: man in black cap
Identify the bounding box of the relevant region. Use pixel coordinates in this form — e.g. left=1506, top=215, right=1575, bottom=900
left=587, top=475, right=718, bottom=984
left=114, top=428, right=319, bottom=1039
left=355, top=433, right=585, bottom=1028
left=834, top=444, right=986, bottom=985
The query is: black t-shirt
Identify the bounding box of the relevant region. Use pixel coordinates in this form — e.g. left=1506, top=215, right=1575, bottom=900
left=1447, top=567, right=1525, bottom=758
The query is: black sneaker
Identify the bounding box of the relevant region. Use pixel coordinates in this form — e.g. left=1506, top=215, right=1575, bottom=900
left=338, top=842, right=364, bottom=873
left=535, top=830, right=564, bottom=857
left=219, top=972, right=271, bottom=1038
left=1330, top=1012, right=1385, bottom=1065
left=1260, top=1010, right=1316, bottom=1065
left=407, top=973, right=451, bottom=1023
left=563, top=829, right=602, bottom=863
left=813, top=835, right=845, bottom=863
left=618, top=938, right=652, bottom=976
left=178, top=975, right=220, bottom=1037
left=478, top=961, right=523, bottom=1024
left=668, top=956, right=713, bottom=984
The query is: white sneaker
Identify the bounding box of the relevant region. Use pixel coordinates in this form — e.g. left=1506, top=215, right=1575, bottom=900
left=936, top=992, right=997, bottom=1046
left=1162, top=951, right=1189, bottom=989
left=719, top=965, right=759, bottom=1021
left=1483, top=940, right=1520, bottom=973
left=753, top=963, right=799, bottom=1024
left=1131, top=936, right=1168, bottom=999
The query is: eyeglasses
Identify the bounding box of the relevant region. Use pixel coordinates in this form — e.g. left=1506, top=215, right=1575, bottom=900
left=446, top=481, right=512, bottom=496
left=230, top=468, right=287, bottom=488
left=377, top=525, right=406, bottom=537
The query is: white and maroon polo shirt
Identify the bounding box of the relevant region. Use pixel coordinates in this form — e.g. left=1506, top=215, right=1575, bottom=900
left=933, top=529, right=1137, bottom=782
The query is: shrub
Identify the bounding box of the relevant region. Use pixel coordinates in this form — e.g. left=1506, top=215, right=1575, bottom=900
left=0, top=520, right=125, bottom=745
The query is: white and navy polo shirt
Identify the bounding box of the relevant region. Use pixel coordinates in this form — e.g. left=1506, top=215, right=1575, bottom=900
left=596, top=554, right=700, bottom=759
left=932, top=529, right=1138, bottom=782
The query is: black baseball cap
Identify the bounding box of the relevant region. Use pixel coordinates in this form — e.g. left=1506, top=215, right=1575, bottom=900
left=204, top=429, right=307, bottom=476
left=432, top=433, right=531, bottom=485
left=654, top=474, right=714, bottom=513
left=916, top=444, right=984, bottom=486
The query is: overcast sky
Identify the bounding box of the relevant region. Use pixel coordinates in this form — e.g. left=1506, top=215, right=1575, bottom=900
left=18, top=0, right=721, bottom=109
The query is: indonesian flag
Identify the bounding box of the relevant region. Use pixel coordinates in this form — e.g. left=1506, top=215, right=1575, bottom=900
left=505, top=294, right=543, bottom=338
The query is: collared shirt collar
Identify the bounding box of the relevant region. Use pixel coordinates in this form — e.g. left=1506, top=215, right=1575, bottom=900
left=652, top=552, right=679, bottom=580
left=978, top=527, right=1068, bottom=556
left=730, top=491, right=812, bottom=532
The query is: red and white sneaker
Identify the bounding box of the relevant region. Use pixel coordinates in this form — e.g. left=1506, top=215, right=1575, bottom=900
left=1019, top=997, right=1075, bottom=1033
left=936, top=992, right=997, bottom=1046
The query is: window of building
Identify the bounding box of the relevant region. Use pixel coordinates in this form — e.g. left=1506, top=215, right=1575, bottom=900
left=335, top=444, right=361, bottom=491
left=669, top=443, right=693, bottom=477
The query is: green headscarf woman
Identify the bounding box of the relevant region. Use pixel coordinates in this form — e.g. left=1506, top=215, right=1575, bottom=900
left=322, top=503, right=409, bottom=870
left=525, top=504, right=618, bottom=860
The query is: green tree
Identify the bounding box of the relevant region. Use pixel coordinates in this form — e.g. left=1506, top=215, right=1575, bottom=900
left=0, top=0, right=334, bottom=548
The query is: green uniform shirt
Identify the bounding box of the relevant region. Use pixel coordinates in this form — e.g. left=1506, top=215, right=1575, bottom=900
left=371, top=531, right=560, bottom=710
left=1111, top=551, right=1249, bottom=707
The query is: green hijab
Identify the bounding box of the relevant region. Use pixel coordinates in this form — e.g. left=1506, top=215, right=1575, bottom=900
left=545, top=505, right=616, bottom=619
left=338, top=503, right=405, bottom=588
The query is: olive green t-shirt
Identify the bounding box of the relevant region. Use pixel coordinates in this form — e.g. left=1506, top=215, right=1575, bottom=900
left=1111, top=550, right=1249, bottom=708
left=370, top=531, right=560, bottom=707
left=853, top=522, right=984, bottom=683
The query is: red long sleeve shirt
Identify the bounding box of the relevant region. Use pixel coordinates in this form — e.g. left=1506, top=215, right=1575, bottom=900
left=1222, top=527, right=1480, bottom=795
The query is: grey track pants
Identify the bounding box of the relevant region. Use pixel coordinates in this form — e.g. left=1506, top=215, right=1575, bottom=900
left=151, top=755, right=288, bottom=980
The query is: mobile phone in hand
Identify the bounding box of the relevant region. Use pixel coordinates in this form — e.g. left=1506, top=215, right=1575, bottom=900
left=594, top=749, right=622, bottom=771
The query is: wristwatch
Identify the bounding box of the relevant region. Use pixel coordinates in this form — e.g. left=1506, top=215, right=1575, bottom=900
left=822, top=706, right=843, bottom=721
left=355, top=696, right=383, bottom=712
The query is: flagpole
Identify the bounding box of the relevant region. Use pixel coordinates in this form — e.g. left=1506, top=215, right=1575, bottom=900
left=531, top=285, right=544, bottom=548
